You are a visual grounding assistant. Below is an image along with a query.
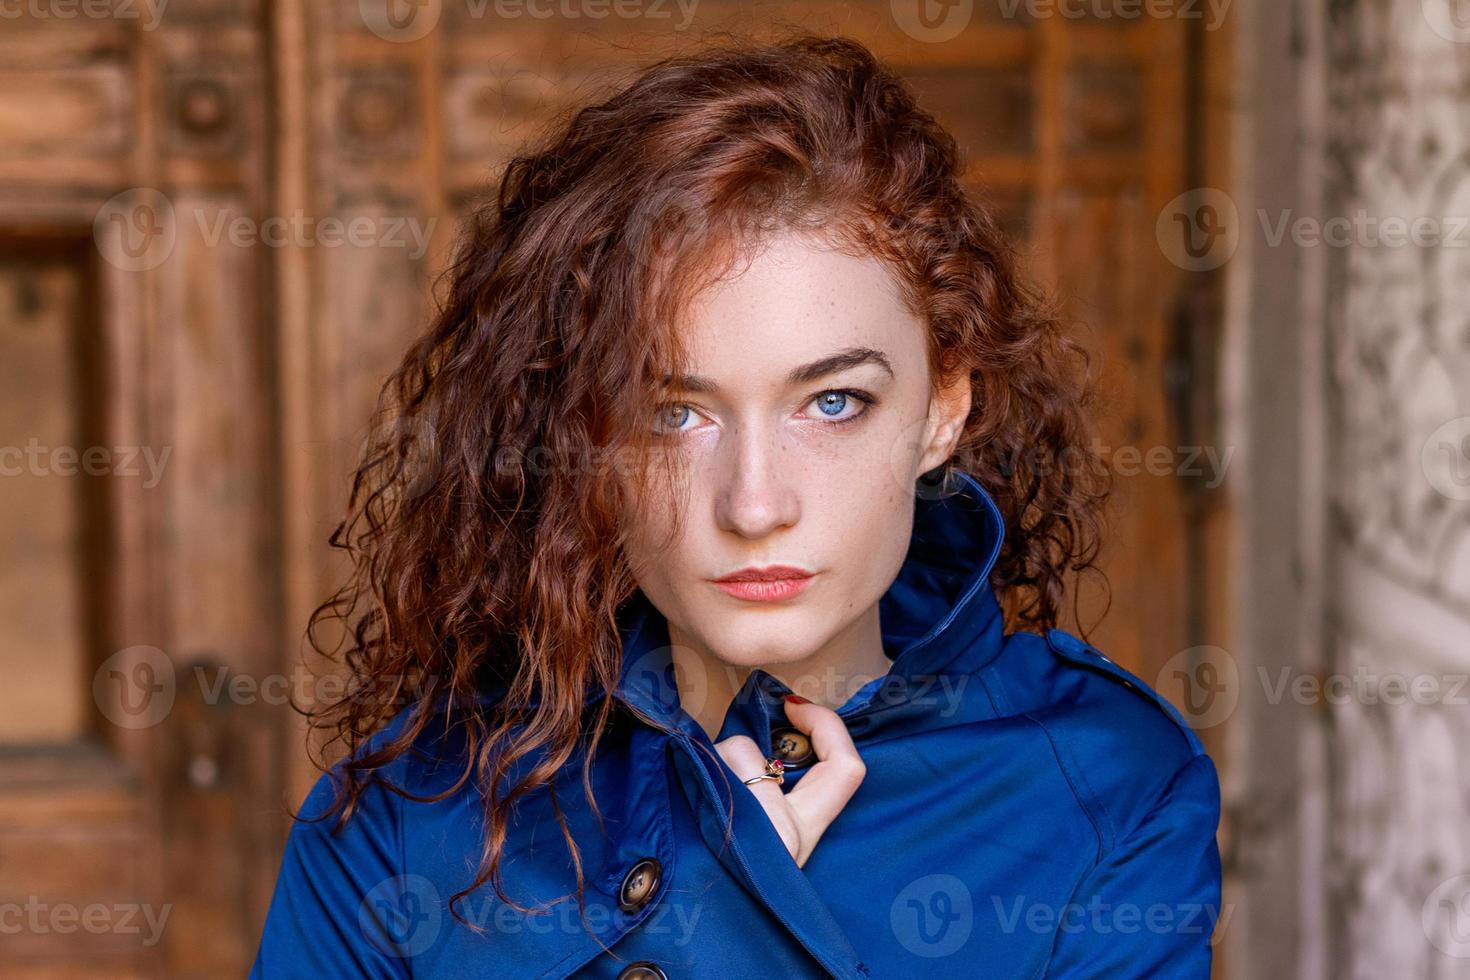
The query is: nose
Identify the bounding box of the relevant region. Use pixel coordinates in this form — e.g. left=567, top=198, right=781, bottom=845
left=712, top=421, right=800, bottom=539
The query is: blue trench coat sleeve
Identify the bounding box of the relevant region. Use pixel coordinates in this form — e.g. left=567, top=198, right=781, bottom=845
left=249, top=714, right=413, bottom=979
left=1023, top=630, right=1223, bottom=978
left=1040, top=752, right=1222, bottom=978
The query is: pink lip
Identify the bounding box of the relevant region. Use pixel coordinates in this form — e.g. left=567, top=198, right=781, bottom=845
left=711, top=565, right=816, bottom=603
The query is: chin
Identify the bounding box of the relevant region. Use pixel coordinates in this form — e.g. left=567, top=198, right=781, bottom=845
left=701, top=613, right=826, bottom=667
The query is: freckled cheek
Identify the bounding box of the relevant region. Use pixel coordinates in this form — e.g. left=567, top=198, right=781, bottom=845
left=814, top=446, right=916, bottom=586
left=838, top=495, right=911, bottom=559
left=626, top=536, right=702, bottom=623
left=782, top=421, right=907, bottom=489
left=621, top=499, right=696, bottom=591
left=800, top=462, right=912, bottom=560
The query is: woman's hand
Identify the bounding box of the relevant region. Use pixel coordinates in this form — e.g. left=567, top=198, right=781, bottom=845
left=714, top=695, right=866, bottom=868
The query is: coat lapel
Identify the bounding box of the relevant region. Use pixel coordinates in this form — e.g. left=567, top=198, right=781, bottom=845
left=599, top=470, right=1012, bottom=979
left=668, top=738, right=872, bottom=980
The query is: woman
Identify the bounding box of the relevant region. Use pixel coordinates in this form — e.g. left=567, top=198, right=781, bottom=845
left=251, top=35, right=1222, bottom=979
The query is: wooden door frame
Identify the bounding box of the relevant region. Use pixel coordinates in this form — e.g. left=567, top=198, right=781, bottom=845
left=0, top=193, right=166, bottom=976
left=0, top=196, right=160, bottom=779
left=1215, top=0, right=1327, bottom=977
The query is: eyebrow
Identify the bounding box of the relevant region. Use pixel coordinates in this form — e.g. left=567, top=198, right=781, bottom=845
left=662, top=346, right=895, bottom=393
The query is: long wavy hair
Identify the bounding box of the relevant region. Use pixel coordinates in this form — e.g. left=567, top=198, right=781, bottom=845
left=302, top=33, right=1111, bottom=935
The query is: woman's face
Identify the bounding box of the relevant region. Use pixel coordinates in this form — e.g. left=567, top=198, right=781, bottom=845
left=620, top=228, right=970, bottom=675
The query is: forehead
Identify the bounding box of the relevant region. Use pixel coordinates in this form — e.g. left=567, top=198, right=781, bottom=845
left=674, top=230, right=926, bottom=379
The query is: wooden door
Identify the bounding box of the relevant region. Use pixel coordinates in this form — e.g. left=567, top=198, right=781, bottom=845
left=0, top=2, right=1228, bottom=976
left=0, top=8, right=278, bottom=978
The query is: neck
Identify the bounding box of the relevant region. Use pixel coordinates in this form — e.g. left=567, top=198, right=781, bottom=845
left=667, top=604, right=893, bottom=740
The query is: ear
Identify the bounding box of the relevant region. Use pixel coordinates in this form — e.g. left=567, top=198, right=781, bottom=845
left=915, top=370, right=972, bottom=476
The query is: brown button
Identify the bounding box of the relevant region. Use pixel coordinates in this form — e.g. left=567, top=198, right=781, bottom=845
left=618, top=857, right=662, bottom=912
left=771, top=726, right=815, bottom=768
left=617, top=962, right=668, bottom=980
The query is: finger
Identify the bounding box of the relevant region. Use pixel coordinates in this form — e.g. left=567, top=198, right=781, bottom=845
left=714, top=734, right=787, bottom=810
left=779, top=698, right=866, bottom=835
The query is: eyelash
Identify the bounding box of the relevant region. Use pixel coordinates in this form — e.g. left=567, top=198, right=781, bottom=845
left=656, top=388, right=878, bottom=433
left=807, top=388, right=877, bottom=427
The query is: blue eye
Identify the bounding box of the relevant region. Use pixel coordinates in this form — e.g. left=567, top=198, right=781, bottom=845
left=813, top=391, right=849, bottom=416
left=806, top=389, right=873, bottom=423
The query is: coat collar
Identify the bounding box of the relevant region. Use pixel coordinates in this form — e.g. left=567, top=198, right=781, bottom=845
left=611, top=468, right=1009, bottom=743
left=449, top=471, right=1010, bottom=978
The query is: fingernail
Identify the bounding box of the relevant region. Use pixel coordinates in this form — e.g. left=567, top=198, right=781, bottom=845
left=784, top=694, right=809, bottom=704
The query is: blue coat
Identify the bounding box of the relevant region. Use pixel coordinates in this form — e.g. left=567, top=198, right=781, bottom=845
left=250, top=472, right=1223, bottom=978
